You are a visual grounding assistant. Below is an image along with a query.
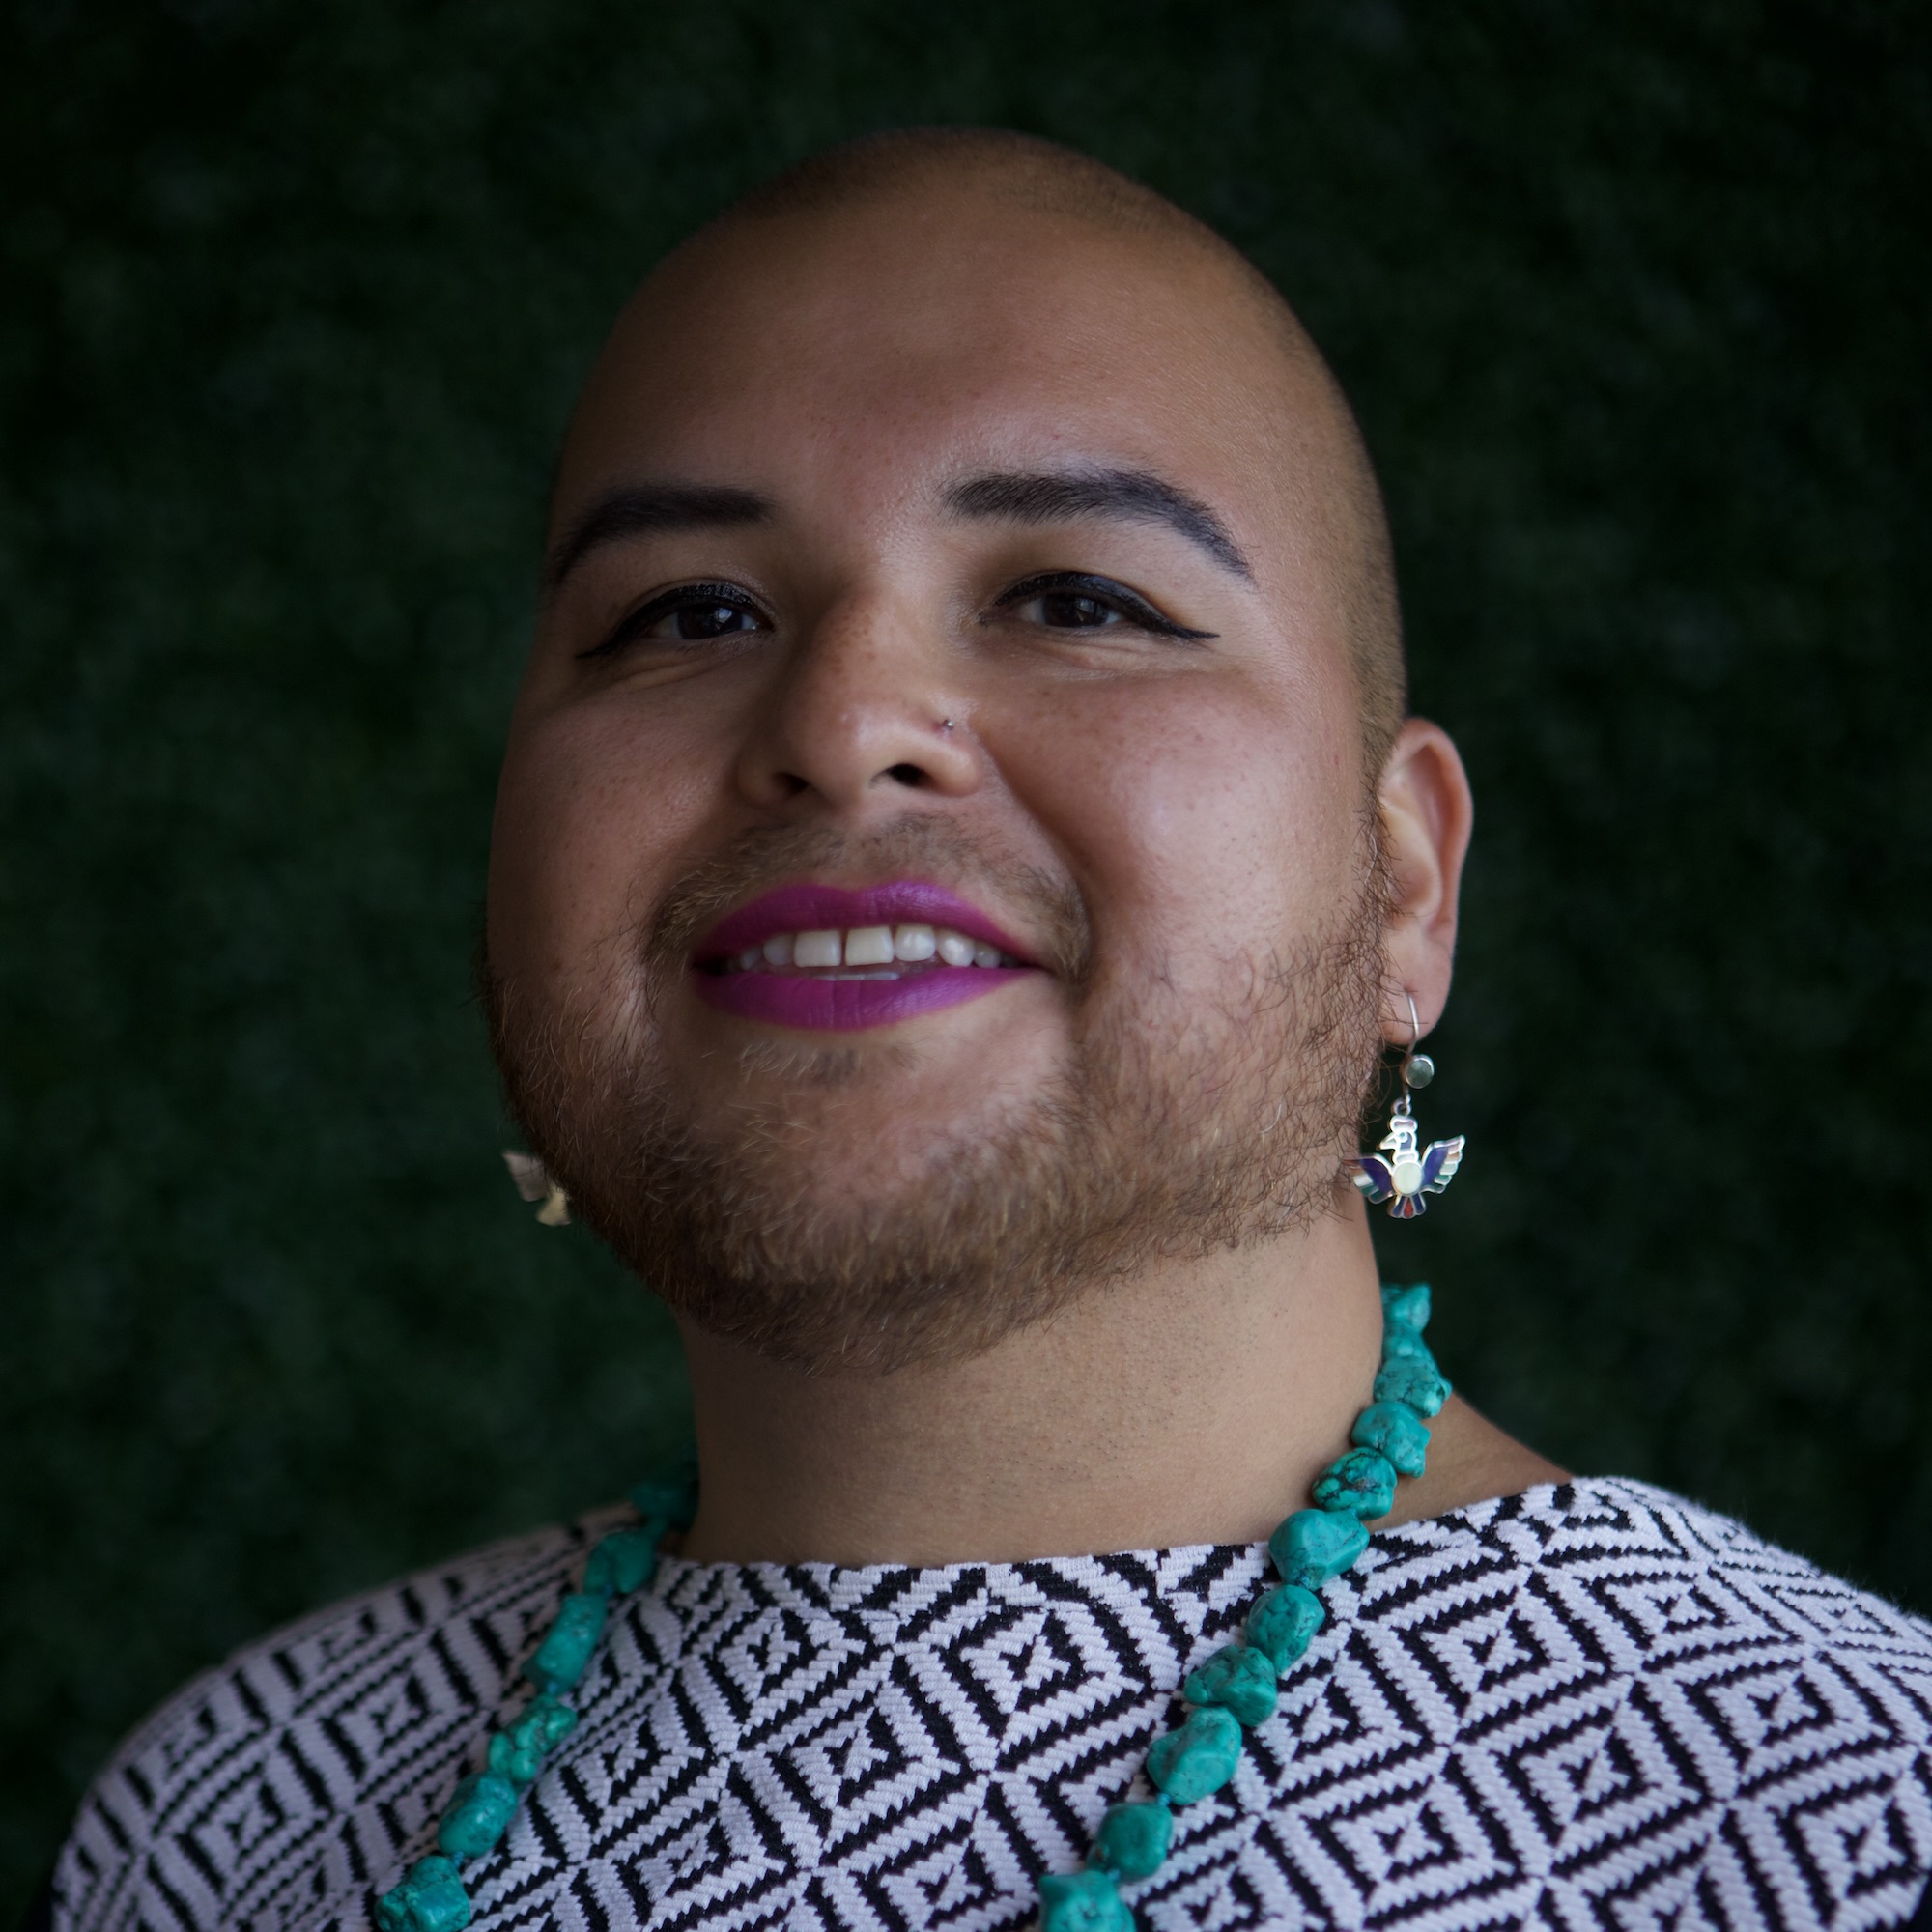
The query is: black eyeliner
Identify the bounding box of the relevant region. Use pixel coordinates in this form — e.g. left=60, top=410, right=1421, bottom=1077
left=576, top=581, right=764, bottom=660
left=990, top=570, right=1216, bottom=642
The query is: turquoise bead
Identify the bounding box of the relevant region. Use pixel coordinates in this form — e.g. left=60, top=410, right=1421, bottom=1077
left=629, top=1463, right=698, bottom=1529
left=523, top=1591, right=608, bottom=1692
left=375, top=1857, right=471, bottom=1932
left=487, top=1691, right=579, bottom=1785
left=1269, top=1507, right=1369, bottom=1589
left=1380, top=1282, right=1432, bottom=1335
left=1379, top=1324, right=1434, bottom=1362
left=584, top=1527, right=660, bottom=1596
left=1312, top=1448, right=1398, bottom=1520
left=1246, top=1584, right=1324, bottom=1669
left=1092, top=1799, right=1173, bottom=1879
left=1038, top=1867, right=1133, bottom=1932
left=1351, top=1400, right=1431, bottom=1478
left=437, top=1770, right=521, bottom=1858
left=1373, top=1353, right=1450, bottom=1417
left=1183, top=1642, right=1278, bottom=1724
left=1147, top=1705, right=1242, bottom=1803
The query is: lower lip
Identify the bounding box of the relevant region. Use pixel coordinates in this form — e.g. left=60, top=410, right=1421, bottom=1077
left=690, top=967, right=1031, bottom=1031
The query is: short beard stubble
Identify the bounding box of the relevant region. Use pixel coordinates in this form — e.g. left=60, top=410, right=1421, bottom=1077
left=484, top=818, right=1393, bottom=1376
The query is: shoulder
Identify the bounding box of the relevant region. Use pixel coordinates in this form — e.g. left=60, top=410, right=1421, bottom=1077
left=1383, top=1475, right=1932, bottom=1665
left=1315, top=1476, right=1932, bottom=1930
left=48, top=1505, right=624, bottom=1932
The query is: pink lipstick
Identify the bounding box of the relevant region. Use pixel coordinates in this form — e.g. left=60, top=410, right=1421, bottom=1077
left=690, top=881, right=1037, bottom=1032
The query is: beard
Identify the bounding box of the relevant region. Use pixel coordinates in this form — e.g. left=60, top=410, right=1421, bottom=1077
left=483, top=815, right=1391, bottom=1376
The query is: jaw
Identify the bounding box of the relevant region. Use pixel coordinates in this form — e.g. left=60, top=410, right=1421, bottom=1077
left=490, top=895, right=1385, bottom=1375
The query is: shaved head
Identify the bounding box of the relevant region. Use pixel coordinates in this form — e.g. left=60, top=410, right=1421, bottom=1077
left=718, top=127, right=1231, bottom=257
left=681, top=127, right=1406, bottom=774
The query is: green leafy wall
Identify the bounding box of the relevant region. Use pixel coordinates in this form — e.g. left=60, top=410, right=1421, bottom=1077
left=3, top=0, right=1926, bottom=1910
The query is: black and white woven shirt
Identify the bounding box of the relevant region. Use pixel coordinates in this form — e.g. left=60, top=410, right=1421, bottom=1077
left=49, top=1479, right=1932, bottom=1932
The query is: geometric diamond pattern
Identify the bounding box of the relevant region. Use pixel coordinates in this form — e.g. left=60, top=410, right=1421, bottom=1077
left=50, top=1481, right=1932, bottom=1931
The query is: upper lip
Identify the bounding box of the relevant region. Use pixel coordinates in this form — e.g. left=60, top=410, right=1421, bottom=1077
left=693, top=881, right=1036, bottom=965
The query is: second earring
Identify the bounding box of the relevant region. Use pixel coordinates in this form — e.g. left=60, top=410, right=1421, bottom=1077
left=1350, top=996, right=1465, bottom=1220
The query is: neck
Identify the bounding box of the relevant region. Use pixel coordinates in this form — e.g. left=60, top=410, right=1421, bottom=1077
left=674, top=1188, right=1556, bottom=1566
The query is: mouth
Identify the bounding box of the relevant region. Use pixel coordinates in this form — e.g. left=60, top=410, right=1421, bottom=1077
left=689, top=880, right=1037, bottom=1032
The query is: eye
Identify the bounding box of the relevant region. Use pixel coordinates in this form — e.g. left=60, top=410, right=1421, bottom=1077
left=661, top=600, right=758, bottom=641
left=990, top=571, right=1214, bottom=643
left=579, top=582, right=769, bottom=659
left=1031, top=589, right=1122, bottom=630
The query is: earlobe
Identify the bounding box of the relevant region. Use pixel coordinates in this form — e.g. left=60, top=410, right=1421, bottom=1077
left=1374, top=720, right=1474, bottom=1039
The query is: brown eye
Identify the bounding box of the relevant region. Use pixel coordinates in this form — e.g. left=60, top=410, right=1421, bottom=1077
left=580, top=582, right=770, bottom=660
left=988, top=570, right=1216, bottom=644
left=1037, top=591, right=1120, bottom=629
left=664, top=602, right=757, bottom=640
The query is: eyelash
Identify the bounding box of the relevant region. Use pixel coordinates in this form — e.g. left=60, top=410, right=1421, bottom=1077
left=577, top=582, right=767, bottom=660
left=988, top=571, right=1215, bottom=642
left=576, top=569, right=1213, bottom=661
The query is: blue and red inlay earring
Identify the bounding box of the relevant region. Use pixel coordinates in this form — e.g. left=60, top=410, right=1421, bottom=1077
left=1350, top=992, right=1465, bottom=1219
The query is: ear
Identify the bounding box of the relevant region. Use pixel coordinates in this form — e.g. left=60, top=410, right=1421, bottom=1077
left=1376, top=719, right=1473, bottom=1042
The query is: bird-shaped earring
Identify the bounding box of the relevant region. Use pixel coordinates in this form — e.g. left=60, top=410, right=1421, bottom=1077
left=1349, top=993, right=1465, bottom=1220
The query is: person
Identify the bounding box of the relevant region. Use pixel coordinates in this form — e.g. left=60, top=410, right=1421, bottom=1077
left=43, top=129, right=1932, bottom=1932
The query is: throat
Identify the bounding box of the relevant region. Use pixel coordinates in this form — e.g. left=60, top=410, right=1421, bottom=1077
left=674, top=1211, right=1391, bottom=1567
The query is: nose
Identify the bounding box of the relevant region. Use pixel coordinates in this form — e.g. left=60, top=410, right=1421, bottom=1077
left=734, top=594, right=980, bottom=814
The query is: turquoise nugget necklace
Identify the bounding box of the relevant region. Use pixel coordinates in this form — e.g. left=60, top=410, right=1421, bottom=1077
left=1034, top=1280, right=1447, bottom=1930
left=374, top=1281, right=1450, bottom=1932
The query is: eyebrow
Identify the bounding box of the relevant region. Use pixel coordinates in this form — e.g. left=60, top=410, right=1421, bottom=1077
left=544, top=483, right=773, bottom=591
left=944, top=468, right=1253, bottom=582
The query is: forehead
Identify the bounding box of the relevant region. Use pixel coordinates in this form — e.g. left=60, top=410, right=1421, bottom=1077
left=553, top=195, right=1318, bottom=558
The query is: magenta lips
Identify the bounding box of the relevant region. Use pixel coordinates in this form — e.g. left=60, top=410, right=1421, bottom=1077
left=691, top=880, right=1035, bottom=1032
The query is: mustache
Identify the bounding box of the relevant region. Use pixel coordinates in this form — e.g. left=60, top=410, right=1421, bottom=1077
left=641, top=817, right=1094, bottom=984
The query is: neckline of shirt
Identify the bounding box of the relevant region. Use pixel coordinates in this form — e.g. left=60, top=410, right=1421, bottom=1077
left=639, top=1475, right=1678, bottom=1606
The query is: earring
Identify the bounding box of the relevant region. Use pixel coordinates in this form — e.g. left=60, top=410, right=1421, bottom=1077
left=1349, top=993, right=1465, bottom=1220
left=503, top=1150, right=571, bottom=1227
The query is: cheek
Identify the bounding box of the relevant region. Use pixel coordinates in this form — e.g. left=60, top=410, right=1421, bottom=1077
left=486, top=698, right=719, bottom=988
left=989, top=674, right=1360, bottom=989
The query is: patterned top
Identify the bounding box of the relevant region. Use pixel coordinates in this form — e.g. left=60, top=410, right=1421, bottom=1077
left=50, top=1479, right=1932, bottom=1932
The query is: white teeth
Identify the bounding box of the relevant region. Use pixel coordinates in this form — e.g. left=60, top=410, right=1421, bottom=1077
left=793, top=929, right=843, bottom=968
left=843, top=925, right=895, bottom=967
left=725, top=923, right=1012, bottom=972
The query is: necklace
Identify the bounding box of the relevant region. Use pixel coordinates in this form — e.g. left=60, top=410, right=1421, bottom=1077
left=1036, top=1280, right=1446, bottom=1929
left=373, top=1464, right=699, bottom=1932
left=374, top=1284, right=1448, bottom=1932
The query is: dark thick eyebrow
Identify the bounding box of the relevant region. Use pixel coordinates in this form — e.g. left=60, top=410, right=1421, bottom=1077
left=544, top=483, right=773, bottom=592
left=944, top=468, right=1253, bottom=582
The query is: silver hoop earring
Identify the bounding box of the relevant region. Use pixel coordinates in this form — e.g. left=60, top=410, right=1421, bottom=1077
left=1348, top=993, right=1465, bottom=1220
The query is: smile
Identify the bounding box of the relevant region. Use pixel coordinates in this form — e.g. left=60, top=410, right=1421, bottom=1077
left=720, top=923, right=1020, bottom=975
left=689, top=881, right=1037, bottom=1031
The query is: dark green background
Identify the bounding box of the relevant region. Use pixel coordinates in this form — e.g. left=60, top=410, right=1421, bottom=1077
left=3, top=0, right=1926, bottom=1909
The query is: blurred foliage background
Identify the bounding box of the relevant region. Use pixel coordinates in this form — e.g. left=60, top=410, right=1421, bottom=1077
left=3, top=0, right=1927, bottom=1910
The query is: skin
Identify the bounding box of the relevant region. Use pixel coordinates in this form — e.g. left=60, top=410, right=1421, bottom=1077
left=488, top=178, right=1563, bottom=1564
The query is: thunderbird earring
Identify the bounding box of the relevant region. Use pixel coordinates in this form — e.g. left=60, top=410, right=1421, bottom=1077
left=1350, top=993, right=1465, bottom=1220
